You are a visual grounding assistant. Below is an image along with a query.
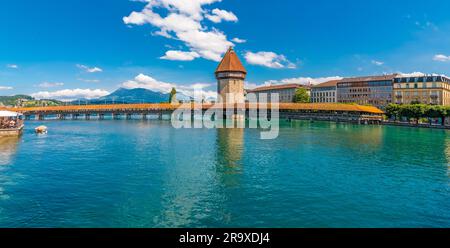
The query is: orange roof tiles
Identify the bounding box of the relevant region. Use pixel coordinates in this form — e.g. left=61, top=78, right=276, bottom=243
left=10, top=103, right=384, bottom=115
left=215, top=47, right=246, bottom=74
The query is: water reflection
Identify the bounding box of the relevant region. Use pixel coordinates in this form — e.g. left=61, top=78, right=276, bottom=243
left=288, top=121, right=384, bottom=150
left=0, top=137, right=19, bottom=166
left=445, top=138, right=450, bottom=178
left=215, top=125, right=245, bottom=187
left=155, top=123, right=246, bottom=227
left=0, top=137, right=20, bottom=201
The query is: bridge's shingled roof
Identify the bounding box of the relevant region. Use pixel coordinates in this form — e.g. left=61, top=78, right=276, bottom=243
left=12, top=103, right=384, bottom=115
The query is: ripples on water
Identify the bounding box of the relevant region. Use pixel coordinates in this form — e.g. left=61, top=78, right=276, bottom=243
left=0, top=120, right=449, bottom=227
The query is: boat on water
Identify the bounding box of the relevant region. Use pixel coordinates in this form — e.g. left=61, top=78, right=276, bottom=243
left=0, top=110, right=24, bottom=137
left=35, top=125, right=48, bottom=134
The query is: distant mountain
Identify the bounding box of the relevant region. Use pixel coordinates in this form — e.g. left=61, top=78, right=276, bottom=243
left=96, top=88, right=170, bottom=104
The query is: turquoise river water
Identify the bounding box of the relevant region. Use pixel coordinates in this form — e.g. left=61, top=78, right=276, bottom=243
left=0, top=120, right=449, bottom=227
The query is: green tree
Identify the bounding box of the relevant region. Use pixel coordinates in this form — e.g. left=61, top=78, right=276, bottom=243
left=426, top=105, right=446, bottom=125
left=398, top=104, right=427, bottom=124
left=385, top=103, right=401, bottom=121
left=293, top=88, right=310, bottom=103
left=411, top=104, right=427, bottom=124
left=169, top=87, right=177, bottom=103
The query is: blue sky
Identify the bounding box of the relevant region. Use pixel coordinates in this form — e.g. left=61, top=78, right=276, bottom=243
left=1, top=0, right=450, bottom=100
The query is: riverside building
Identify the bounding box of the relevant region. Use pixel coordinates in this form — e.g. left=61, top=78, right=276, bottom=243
left=311, top=80, right=340, bottom=103
left=393, top=75, right=450, bottom=106
left=247, top=84, right=310, bottom=103
left=337, top=74, right=396, bottom=109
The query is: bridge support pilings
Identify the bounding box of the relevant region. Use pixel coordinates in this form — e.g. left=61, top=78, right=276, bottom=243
left=85, top=114, right=91, bottom=120
left=126, top=114, right=132, bottom=120
left=57, top=114, right=66, bottom=120
left=142, top=114, right=147, bottom=120
left=113, top=113, right=120, bottom=120
left=72, top=114, right=79, bottom=120
left=99, top=114, right=105, bottom=120
left=36, top=114, right=44, bottom=121
left=25, top=115, right=31, bottom=120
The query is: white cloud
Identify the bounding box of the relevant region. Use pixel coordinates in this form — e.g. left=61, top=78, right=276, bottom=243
left=244, top=51, right=296, bottom=69
left=397, top=72, right=426, bottom=77
left=121, top=73, right=217, bottom=100
left=123, top=0, right=237, bottom=62
left=76, top=64, right=103, bottom=73
left=232, top=38, right=246, bottom=43
left=31, top=89, right=110, bottom=101
left=244, top=82, right=265, bottom=90
left=160, top=50, right=200, bottom=61
left=78, top=78, right=100, bottom=83
left=433, top=54, right=450, bottom=62
left=264, top=76, right=343, bottom=86
left=6, top=64, right=18, bottom=69
left=396, top=72, right=446, bottom=77
left=371, top=60, right=384, bottom=66
left=0, top=86, right=13, bottom=90
left=122, top=74, right=175, bottom=93
left=206, top=8, right=238, bottom=23
left=38, top=82, right=64, bottom=88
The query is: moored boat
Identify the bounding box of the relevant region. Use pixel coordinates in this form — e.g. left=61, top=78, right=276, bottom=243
left=0, top=111, right=24, bottom=137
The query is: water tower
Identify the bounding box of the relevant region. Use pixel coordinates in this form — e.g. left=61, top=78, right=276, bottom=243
left=215, top=47, right=247, bottom=104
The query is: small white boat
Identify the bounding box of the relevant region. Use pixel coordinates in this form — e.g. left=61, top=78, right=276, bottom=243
left=35, top=125, right=48, bottom=134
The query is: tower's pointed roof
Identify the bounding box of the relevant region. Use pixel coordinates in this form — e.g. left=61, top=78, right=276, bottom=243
left=215, top=47, right=246, bottom=74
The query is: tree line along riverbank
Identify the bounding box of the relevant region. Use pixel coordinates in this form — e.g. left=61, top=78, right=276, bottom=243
left=385, top=103, right=450, bottom=126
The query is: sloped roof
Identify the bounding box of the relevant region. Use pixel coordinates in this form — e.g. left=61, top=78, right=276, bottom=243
left=340, top=74, right=397, bottom=83
left=11, top=103, right=384, bottom=115
left=215, top=47, right=246, bottom=74
left=247, top=84, right=303, bottom=92
left=312, top=80, right=341, bottom=88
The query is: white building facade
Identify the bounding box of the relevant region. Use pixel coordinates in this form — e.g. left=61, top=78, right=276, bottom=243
left=311, top=80, right=339, bottom=103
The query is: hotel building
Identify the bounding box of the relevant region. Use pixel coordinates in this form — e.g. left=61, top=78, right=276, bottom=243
left=247, top=84, right=310, bottom=103
left=337, top=75, right=396, bottom=109
left=311, top=80, right=340, bottom=103
left=393, top=75, right=450, bottom=106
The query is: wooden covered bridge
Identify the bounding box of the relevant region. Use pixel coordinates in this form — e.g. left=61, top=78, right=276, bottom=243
left=5, top=103, right=384, bottom=124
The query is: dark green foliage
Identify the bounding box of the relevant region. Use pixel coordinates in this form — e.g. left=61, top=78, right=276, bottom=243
left=385, top=103, right=448, bottom=124
left=293, top=88, right=311, bottom=103
left=169, top=88, right=177, bottom=103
